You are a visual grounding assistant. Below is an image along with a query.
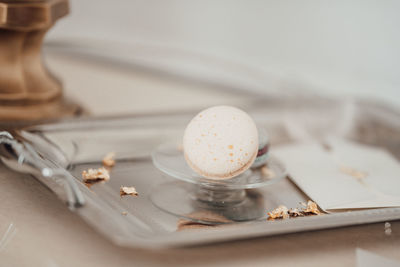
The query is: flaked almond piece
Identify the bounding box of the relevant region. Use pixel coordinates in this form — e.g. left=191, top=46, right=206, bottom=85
left=120, top=186, right=138, bottom=197
left=302, top=200, right=321, bottom=215
left=82, top=167, right=110, bottom=183
left=267, top=205, right=289, bottom=219
left=102, top=152, right=116, bottom=168
left=288, top=208, right=304, bottom=217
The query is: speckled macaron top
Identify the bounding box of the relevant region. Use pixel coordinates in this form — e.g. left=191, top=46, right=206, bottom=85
left=183, top=106, right=258, bottom=179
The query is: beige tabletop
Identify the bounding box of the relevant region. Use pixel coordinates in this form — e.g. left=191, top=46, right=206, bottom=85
left=1, top=48, right=399, bottom=267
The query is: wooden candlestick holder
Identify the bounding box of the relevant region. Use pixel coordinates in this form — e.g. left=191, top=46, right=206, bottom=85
left=0, top=0, right=80, bottom=122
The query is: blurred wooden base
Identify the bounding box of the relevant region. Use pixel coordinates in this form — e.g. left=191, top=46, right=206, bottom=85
left=0, top=0, right=71, bottom=124
left=0, top=97, right=82, bottom=122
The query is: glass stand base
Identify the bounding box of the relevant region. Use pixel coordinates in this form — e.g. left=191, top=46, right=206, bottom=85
left=150, top=181, right=266, bottom=224
left=150, top=142, right=286, bottom=224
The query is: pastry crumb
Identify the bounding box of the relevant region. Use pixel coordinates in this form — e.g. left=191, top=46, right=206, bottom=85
left=288, top=208, right=303, bottom=217
left=121, top=211, right=128, bottom=216
left=102, top=152, right=116, bottom=168
left=268, top=200, right=321, bottom=220
left=120, top=186, right=138, bottom=197
left=82, top=167, right=110, bottom=184
left=267, top=205, right=289, bottom=219
left=302, top=200, right=321, bottom=215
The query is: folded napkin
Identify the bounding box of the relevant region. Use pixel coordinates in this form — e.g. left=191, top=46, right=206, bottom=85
left=274, top=138, right=400, bottom=211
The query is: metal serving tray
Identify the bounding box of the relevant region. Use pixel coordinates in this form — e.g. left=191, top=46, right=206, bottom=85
left=3, top=96, right=400, bottom=248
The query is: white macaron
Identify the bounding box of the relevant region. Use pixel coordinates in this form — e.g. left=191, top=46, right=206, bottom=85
left=183, top=106, right=258, bottom=179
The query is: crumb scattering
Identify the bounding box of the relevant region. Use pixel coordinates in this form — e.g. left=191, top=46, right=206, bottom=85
left=267, top=200, right=321, bottom=220
left=102, top=152, right=116, bottom=168
left=82, top=167, right=110, bottom=183
left=120, top=186, right=138, bottom=197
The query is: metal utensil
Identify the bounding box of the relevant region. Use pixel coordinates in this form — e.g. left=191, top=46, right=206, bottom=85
left=0, top=131, right=85, bottom=209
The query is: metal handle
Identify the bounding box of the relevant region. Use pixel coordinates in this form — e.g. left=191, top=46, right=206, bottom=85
left=0, top=131, right=85, bottom=209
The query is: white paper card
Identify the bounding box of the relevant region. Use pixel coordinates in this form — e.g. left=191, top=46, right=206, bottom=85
left=274, top=138, right=400, bottom=211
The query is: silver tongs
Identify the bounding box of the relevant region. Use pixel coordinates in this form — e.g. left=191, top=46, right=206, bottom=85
left=0, top=131, right=85, bottom=209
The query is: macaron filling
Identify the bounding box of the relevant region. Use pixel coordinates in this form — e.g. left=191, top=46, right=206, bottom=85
left=252, top=129, right=270, bottom=168
left=257, top=144, right=269, bottom=157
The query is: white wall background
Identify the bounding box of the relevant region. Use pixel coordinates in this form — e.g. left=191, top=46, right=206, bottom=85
left=47, top=0, right=400, bottom=107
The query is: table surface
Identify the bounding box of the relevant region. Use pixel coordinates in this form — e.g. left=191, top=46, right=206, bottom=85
left=1, top=48, right=399, bottom=267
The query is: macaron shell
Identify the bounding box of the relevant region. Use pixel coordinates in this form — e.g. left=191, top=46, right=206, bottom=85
left=184, top=149, right=257, bottom=179
left=183, top=106, right=258, bottom=179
